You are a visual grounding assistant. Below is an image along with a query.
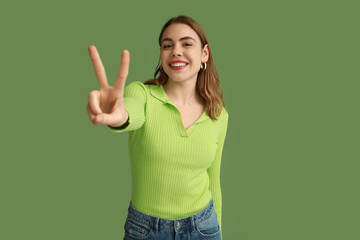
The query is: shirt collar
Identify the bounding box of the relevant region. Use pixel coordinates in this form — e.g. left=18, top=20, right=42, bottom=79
left=149, top=84, right=210, bottom=123
left=149, top=84, right=171, bottom=104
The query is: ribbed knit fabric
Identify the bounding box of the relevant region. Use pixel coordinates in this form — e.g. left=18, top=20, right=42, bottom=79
left=108, top=81, right=229, bottom=232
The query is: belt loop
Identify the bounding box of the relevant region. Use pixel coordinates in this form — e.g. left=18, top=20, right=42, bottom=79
left=190, top=216, right=195, bottom=232
left=154, top=218, right=159, bottom=234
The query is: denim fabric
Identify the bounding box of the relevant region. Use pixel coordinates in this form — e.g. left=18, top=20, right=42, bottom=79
left=123, top=198, right=221, bottom=240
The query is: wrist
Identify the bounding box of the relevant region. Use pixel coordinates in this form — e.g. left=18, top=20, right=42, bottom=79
left=109, top=111, right=129, bottom=128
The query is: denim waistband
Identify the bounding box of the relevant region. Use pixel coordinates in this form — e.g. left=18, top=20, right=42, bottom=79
left=127, top=199, right=214, bottom=233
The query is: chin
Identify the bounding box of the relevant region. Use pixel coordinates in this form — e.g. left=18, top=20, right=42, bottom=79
left=167, top=76, right=193, bottom=83
left=166, top=73, right=198, bottom=84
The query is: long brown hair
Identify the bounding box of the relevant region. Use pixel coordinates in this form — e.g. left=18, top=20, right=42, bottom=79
left=144, top=15, right=226, bottom=120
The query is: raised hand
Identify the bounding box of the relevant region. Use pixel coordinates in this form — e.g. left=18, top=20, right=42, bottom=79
left=87, top=45, right=130, bottom=127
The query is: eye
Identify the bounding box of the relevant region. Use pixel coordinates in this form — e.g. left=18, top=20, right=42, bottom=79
left=184, top=42, right=192, bottom=47
left=162, top=44, right=172, bottom=49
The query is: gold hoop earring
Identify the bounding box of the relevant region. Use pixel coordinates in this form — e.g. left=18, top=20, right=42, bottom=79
left=201, top=62, right=207, bottom=70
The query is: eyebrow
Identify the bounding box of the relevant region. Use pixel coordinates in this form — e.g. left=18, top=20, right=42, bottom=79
left=161, top=36, right=197, bottom=44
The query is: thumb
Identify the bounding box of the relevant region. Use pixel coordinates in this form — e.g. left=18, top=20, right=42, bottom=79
left=94, top=112, right=121, bottom=126
left=94, top=109, right=128, bottom=126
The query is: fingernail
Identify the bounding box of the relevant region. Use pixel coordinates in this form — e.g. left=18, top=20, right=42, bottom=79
left=97, top=116, right=103, bottom=123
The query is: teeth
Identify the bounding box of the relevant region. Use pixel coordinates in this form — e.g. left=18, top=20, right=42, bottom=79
left=171, top=63, right=187, bottom=67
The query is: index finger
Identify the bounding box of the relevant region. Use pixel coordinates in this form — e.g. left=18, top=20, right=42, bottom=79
left=88, top=45, right=109, bottom=89
left=114, top=49, right=130, bottom=89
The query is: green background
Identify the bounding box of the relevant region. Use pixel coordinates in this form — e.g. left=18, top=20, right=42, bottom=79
left=1, top=0, right=359, bottom=239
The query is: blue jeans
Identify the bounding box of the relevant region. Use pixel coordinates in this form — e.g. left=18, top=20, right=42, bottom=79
left=123, top=198, right=221, bottom=240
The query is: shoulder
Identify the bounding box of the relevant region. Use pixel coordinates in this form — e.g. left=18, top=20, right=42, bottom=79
left=220, top=107, right=229, bottom=119
left=216, top=106, right=229, bottom=123
left=126, top=81, right=160, bottom=93
left=218, top=107, right=229, bottom=131
left=125, top=80, right=155, bottom=92
left=212, top=106, right=229, bottom=133
left=213, top=106, right=229, bottom=142
left=123, top=81, right=150, bottom=102
left=125, top=81, right=147, bottom=91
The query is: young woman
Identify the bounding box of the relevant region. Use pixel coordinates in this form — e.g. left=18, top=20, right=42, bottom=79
left=87, top=15, right=229, bottom=240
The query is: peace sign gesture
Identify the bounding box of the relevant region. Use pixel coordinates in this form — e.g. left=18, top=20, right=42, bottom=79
left=87, top=45, right=130, bottom=127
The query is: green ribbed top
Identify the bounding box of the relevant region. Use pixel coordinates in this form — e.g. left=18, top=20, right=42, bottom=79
left=108, top=81, right=229, bottom=232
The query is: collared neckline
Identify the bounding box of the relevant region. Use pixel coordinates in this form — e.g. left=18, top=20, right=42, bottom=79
left=149, top=84, right=171, bottom=104
left=149, top=84, right=210, bottom=127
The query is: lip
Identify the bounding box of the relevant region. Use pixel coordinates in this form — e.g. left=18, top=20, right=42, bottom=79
left=169, top=60, right=188, bottom=65
left=169, top=60, right=189, bottom=70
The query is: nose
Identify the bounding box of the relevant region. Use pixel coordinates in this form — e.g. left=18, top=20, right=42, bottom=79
left=171, top=44, right=182, bottom=57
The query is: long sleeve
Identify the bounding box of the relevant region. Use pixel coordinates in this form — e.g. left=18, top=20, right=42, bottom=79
left=207, top=109, right=229, bottom=233
left=107, top=81, right=147, bottom=132
left=106, top=82, right=230, bottom=235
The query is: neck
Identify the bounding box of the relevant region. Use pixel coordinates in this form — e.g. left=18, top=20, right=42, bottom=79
left=163, top=79, right=202, bottom=106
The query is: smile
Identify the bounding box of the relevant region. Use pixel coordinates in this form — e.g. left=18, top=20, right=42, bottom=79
left=171, top=63, right=187, bottom=67
left=169, top=61, right=188, bottom=70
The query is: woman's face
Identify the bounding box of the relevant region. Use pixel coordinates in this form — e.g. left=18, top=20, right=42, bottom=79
left=160, top=23, right=209, bottom=84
